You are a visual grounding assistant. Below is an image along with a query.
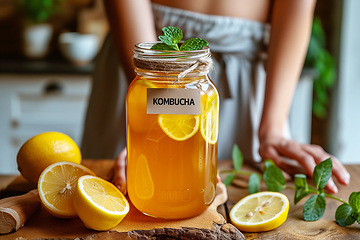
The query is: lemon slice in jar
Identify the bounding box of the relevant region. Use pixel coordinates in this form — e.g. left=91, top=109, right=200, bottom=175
left=158, top=114, right=200, bottom=141
left=127, top=79, right=157, bottom=132
left=200, top=90, right=219, bottom=144
left=230, top=191, right=289, bottom=232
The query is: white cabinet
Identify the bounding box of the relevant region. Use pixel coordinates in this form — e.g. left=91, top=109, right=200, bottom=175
left=0, top=74, right=91, bottom=174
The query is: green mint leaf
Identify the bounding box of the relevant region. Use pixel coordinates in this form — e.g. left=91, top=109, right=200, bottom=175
left=335, top=203, right=357, bottom=226
left=248, top=173, right=261, bottom=194
left=294, top=174, right=308, bottom=189
left=180, top=38, right=209, bottom=51
left=349, top=191, right=360, bottom=214
left=162, top=26, right=183, bottom=44
left=158, top=36, right=179, bottom=51
left=263, top=161, right=286, bottom=192
left=294, top=174, right=310, bottom=204
left=313, top=158, right=332, bottom=190
left=156, top=26, right=183, bottom=51
left=151, top=43, right=177, bottom=51
left=264, top=159, right=275, bottom=170
left=303, top=193, right=326, bottom=221
left=294, top=188, right=310, bottom=204
left=232, top=144, right=243, bottom=172
left=223, top=173, right=236, bottom=187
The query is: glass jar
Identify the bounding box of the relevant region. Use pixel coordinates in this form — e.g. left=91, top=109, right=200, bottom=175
left=126, top=42, right=219, bottom=219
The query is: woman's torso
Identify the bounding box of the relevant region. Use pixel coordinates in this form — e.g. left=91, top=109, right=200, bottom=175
left=151, top=0, right=272, bottom=23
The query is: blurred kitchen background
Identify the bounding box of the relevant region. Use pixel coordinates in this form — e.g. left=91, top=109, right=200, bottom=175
left=0, top=0, right=359, bottom=174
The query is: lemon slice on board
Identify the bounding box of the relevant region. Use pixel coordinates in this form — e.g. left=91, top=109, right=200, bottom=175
left=38, top=161, right=95, bottom=218
left=73, top=175, right=130, bottom=231
left=200, top=90, right=219, bottom=144
left=230, top=191, right=289, bottom=232
left=158, top=114, right=200, bottom=141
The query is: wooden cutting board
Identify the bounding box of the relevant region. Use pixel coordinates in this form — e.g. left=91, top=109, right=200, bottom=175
left=1, top=160, right=243, bottom=240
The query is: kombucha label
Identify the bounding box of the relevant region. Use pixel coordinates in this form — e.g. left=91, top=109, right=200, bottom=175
left=147, top=88, right=200, bottom=114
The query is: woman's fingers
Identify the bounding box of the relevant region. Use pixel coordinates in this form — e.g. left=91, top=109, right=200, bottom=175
left=273, top=140, right=339, bottom=193
left=112, top=148, right=127, bottom=194
left=301, top=144, right=350, bottom=186
left=274, top=139, right=317, bottom=178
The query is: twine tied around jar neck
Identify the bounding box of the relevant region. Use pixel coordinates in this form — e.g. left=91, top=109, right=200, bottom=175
left=175, top=57, right=213, bottom=82
left=133, top=45, right=213, bottom=83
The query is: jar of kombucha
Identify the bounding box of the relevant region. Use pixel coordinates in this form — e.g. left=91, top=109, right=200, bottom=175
left=126, top=42, right=219, bottom=219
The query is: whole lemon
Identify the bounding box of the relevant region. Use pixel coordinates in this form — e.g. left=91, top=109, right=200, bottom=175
left=17, top=132, right=82, bottom=183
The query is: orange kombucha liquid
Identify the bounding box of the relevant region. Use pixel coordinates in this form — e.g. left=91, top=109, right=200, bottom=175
left=126, top=75, right=218, bottom=219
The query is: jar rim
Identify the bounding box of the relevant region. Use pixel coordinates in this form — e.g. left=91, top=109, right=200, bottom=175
left=134, top=41, right=210, bottom=60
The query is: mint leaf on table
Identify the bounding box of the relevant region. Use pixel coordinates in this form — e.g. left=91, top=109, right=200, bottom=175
left=313, top=158, right=332, bottom=190
left=248, top=173, right=261, bottom=194
left=294, top=174, right=310, bottom=204
left=263, top=160, right=286, bottom=192
left=180, top=38, right=209, bottom=51
left=232, top=144, right=243, bottom=172
left=303, top=193, right=326, bottom=221
left=150, top=26, right=208, bottom=51
left=223, top=172, right=236, bottom=187
left=349, top=192, right=360, bottom=214
left=335, top=203, right=357, bottom=226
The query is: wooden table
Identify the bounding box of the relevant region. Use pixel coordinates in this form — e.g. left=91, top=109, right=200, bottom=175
left=1, top=160, right=360, bottom=239
left=218, top=160, right=360, bottom=239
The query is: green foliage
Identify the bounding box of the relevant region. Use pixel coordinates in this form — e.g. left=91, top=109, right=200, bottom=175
left=18, top=0, right=64, bottom=23
left=303, top=193, right=326, bottom=221
left=263, top=160, right=286, bottom=192
left=151, top=26, right=209, bottom=51
left=305, top=17, right=336, bottom=118
left=232, top=144, right=243, bottom=172
left=248, top=173, right=261, bottom=194
left=313, top=158, right=332, bottom=190
left=335, top=203, right=356, bottom=226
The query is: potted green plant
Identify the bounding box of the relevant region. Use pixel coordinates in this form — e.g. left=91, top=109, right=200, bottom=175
left=18, top=0, right=64, bottom=59
left=305, top=17, right=336, bottom=118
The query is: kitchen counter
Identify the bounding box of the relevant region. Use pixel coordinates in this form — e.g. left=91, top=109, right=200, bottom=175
left=0, top=59, right=93, bottom=75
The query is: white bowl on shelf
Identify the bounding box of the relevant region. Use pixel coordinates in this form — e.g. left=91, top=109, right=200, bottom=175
left=59, top=32, right=99, bottom=66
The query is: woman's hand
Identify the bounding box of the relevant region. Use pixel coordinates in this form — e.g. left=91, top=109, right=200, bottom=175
left=259, top=128, right=350, bottom=194
left=112, top=148, right=127, bottom=194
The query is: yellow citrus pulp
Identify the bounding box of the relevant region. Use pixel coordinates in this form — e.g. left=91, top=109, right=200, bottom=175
left=38, top=161, right=95, bottom=218
left=230, top=191, right=289, bottom=232
left=200, top=90, right=219, bottom=144
left=158, top=114, right=200, bottom=141
left=17, top=131, right=82, bottom=183
left=74, top=175, right=130, bottom=231
left=127, top=79, right=157, bottom=132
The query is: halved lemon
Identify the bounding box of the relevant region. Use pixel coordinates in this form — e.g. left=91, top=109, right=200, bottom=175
left=73, top=175, right=130, bottom=231
left=127, top=79, right=157, bottom=132
left=38, top=161, right=95, bottom=218
left=200, top=90, right=219, bottom=144
left=158, top=114, right=200, bottom=141
left=230, top=191, right=289, bottom=232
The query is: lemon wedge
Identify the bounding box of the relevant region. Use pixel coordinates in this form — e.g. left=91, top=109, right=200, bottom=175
left=158, top=114, right=200, bottom=141
left=230, top=191, right=289, bottom=232
left=200, top=90, right=219, bottom=144
left=127, top=79, right=157, bottom=132
left=73, top=175, right=130, bottom=231
left=37, top=161, right=95, bottom=218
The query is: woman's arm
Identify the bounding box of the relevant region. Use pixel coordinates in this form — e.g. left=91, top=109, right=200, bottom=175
left=259, top=0, right=350, bottom=193
left=103, top=0, right=157, bottom=83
